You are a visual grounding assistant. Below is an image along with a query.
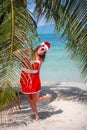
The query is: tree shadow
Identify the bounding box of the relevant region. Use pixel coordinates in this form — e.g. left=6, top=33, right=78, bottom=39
left=31, top=109, right=63, bottom=120
left=41, top=83, right=87, bottom=104
left=58, top=86, right=87, bottom=103
left=1, top=82, right=87, bottom=128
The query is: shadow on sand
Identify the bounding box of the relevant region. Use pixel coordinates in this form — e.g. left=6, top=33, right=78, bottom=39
left=31, top=109, right=63, bottom=120
left=41, top=83, right=87, bottom=104
left=0, top=82, right=87, bottom=128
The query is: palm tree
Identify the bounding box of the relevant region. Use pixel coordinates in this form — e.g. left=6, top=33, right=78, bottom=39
left=0, top=0, right=38, bottom=111
left=34, top=0, right=87, bottom=81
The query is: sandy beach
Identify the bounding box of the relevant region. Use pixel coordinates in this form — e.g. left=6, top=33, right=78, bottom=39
left=0, top=81, right=87, bottom=130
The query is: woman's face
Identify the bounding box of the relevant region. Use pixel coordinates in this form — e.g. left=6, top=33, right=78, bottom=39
left=37, top=45, right=47, bottom=56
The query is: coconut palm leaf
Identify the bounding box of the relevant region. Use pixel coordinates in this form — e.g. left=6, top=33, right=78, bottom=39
left=34, top=0, right=87, bottom=80
left=0, top=0, right=38, bottom=111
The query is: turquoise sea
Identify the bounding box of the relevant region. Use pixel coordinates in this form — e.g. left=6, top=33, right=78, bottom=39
left=38, top=32, right=84, bottom=83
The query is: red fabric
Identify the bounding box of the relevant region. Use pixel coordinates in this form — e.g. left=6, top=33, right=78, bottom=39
left=44, top=41, right=50, bottom=49
left=20, top=58, right=41, bottom=94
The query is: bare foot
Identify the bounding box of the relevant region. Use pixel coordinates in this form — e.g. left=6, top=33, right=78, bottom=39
left=35, top=114, right=39, bottom=121
left=46, top=94, right=52, bottom=100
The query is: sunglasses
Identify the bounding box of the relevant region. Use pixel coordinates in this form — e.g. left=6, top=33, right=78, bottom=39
left=40, top=47, right=46, bottom=53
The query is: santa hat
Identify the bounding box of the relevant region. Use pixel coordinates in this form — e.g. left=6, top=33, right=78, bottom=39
left=40, top=41, right=51, bottom=51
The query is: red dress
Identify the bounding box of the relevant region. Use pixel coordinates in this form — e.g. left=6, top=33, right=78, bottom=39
left=20, top=57, right=41, bottom=94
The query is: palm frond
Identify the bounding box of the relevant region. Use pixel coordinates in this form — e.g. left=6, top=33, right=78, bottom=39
left=0, top=0, right=38, bottom=111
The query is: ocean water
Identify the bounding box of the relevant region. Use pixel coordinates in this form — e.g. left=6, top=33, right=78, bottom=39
left=38, top=33, right=84, bottom=83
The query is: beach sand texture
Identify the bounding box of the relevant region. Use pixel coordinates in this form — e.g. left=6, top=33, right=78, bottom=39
left=0, top=82, right=87, bottom=130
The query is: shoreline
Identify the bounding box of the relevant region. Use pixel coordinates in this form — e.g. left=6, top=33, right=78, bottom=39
left=0, top=81, right=87, bottom=130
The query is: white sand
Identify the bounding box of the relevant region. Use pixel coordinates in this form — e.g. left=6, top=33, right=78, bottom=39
left=0, top=82, right=87, bottom=130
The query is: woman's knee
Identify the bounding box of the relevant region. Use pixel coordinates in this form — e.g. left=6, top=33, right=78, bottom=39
left=32, top=93, right=39, bottom=103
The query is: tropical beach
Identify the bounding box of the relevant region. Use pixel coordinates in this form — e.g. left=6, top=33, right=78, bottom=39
left=0, top=31, right=87, bottom=129
left=0, top=81, right=87, bottom=130
left=0, top=0, right=87, bottom=130
left=38, top=31, right=84, bottom=83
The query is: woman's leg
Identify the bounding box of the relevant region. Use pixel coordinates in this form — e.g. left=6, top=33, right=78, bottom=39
left=26, top=94, right=39, bottom=120
left=26, top=92, right=52, bottom=120
left=32, top=92, right=52, bottom=103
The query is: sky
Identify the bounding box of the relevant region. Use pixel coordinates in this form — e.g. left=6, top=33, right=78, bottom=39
left=27, top=0, right=54, bottom=26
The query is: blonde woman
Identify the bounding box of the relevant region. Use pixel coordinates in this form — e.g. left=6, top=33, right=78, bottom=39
left=19, top=42, right=52, bottom=120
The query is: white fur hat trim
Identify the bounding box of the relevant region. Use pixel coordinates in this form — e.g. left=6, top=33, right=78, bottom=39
left=40, top=42, right=49, bottom=51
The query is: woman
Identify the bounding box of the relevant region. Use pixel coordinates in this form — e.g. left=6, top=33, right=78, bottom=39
left=20, top=41, right=52, bottom=120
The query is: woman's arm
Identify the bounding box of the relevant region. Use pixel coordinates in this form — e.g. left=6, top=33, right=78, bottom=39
left=13, top=49, right=27, bottom=57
